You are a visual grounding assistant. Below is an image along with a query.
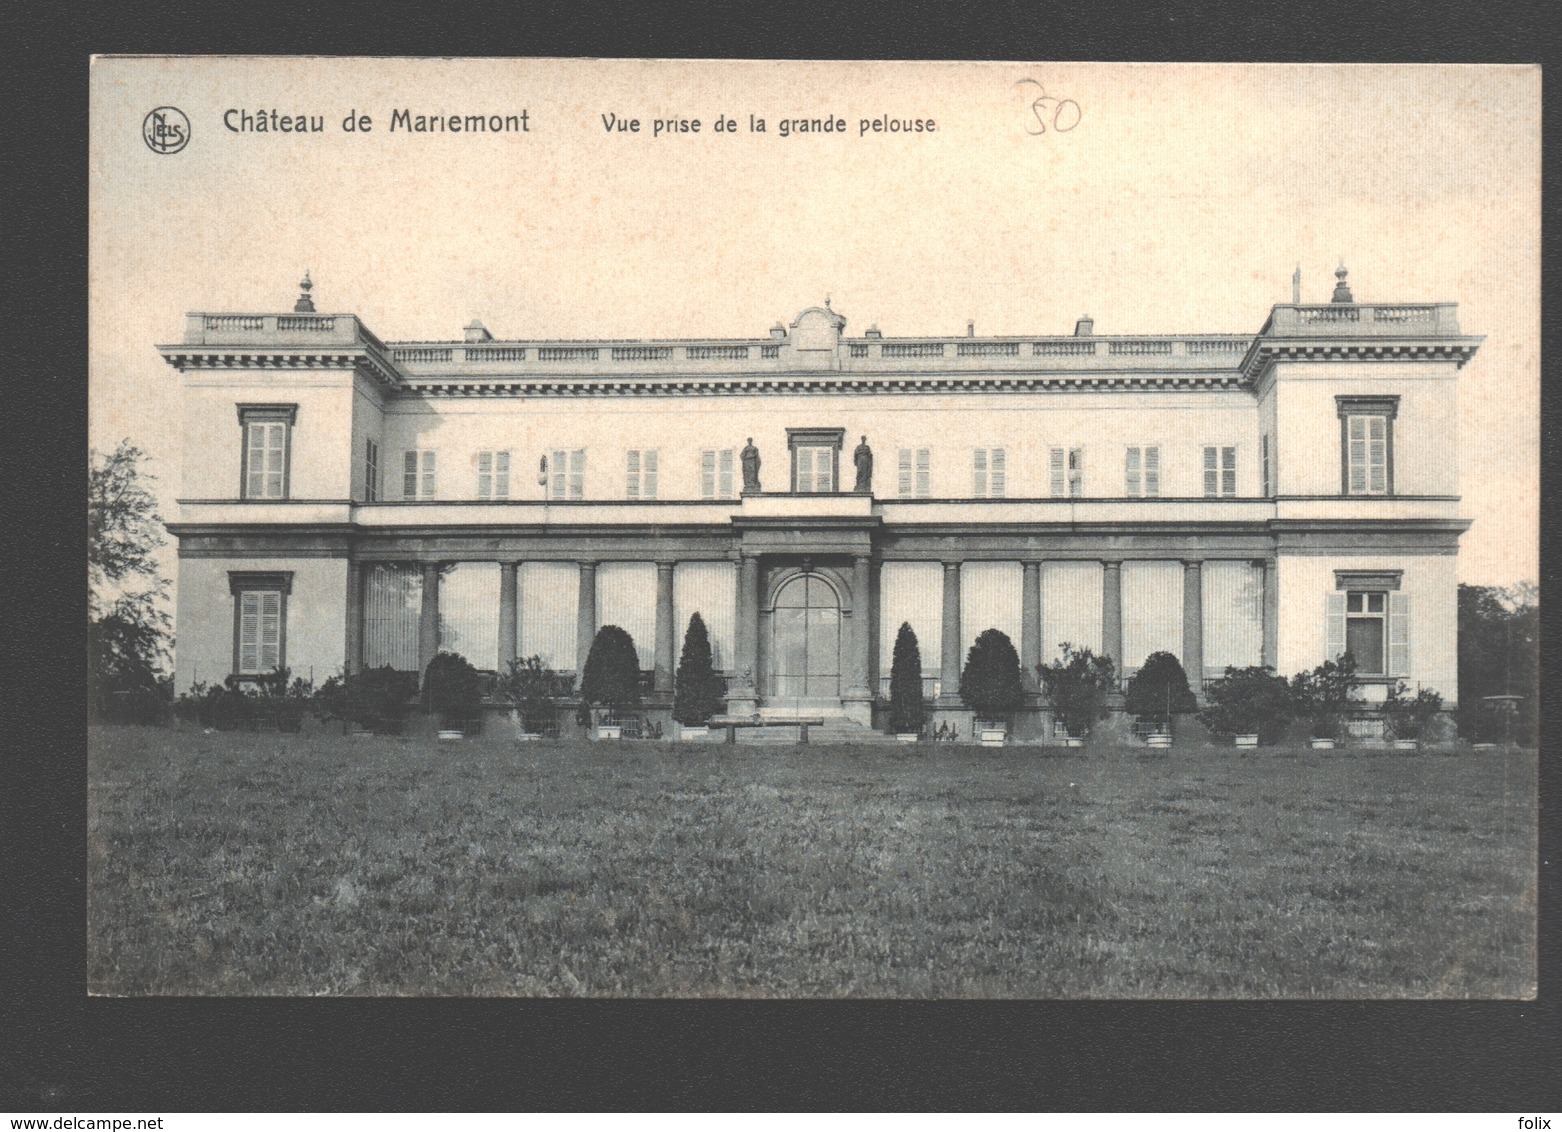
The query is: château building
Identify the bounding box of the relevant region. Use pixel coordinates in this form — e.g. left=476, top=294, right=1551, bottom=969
left=160, top=268, right=1480, bottom=737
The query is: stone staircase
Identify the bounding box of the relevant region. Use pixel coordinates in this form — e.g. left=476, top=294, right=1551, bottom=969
left=729, top=706, right=895, bottom=744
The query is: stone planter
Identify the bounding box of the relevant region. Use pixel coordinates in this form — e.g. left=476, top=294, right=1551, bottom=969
left=436, top=729, right=464, bottom=742
left=515, top=733, right=541, bottom=743
left=1310, top=738, right=1336, bottom=750
left=1392, top=738, right=1418, bottom=751
left=1234, top=734, right=1260, bottom=749
left=679, top=725, right=709, bottom=740
left=1146, top=733, right=1172, bottom=749
left=979, top=729, right=1006, bottom=748
left=1472, top=742, right=1497, bottom=751
left=895, top=733, right=919, bottom=743
left=596, top=725, right=622, bottom=740
left=1063, top=736, right=1086, bottom=749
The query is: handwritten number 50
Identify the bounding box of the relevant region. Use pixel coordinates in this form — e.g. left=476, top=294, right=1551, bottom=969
left=1017, top=79, right=1081, bottom=135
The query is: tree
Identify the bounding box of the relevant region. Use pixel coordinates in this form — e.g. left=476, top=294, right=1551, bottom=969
left=887, top=622, right=926, bottom=735
left=1198, top=665, right=1294, bottom=745
left=673, top=613, right=725, bottom=727
left=88, top=441, right=171, bottom=722
left=1289, top=653, right=1360, bottom=740
left=1038, top=644, right=1117, bottom=739
left=502, top=655, right=571, bottom=735
left=1457, top=583, right=1538, bottom=744
left=960, top=628, right=1024, bottom=722
left=1123, top=651, right=1197, bottom=735
left=422, top=650, right=484, bottom=731
left=579, top=625, right=642, bottom=718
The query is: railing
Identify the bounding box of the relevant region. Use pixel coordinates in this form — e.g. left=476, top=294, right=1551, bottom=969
left=205, top=315, right=265, bottom=331
left=466, top=346, right=529, bottom=362
left=957, top=341, right=1020, bottom=358
left=1373, top=305, right=1438, bottom=324
left=760, top=345, right=781, bottom=359
left=537, top=347, right=600, bottom=362
left=1186, top=339, right=1247, bottom=353
left=1109, top=340, right=1174, bottom=355
left=882, top=342, right=947, bottom=358
left=1033, top=340, right=1096, bottom=356
left=1296, top=306, right=1361, bottom=323
left=849, top=344, right=870, bottom=358
left=277, top=315, right=337, bottom=331
left=687, top=345, right=751, bottom=360
left=392, top=347, right=452, bottom=363
left=611, top=346, right=673, bottom=362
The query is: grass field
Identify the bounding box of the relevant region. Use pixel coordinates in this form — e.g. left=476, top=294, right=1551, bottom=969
left=86, top=726, right=1537, bottom=997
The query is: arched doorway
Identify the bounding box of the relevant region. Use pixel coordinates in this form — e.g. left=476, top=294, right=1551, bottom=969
left=769, top=573, right=842, bottom=705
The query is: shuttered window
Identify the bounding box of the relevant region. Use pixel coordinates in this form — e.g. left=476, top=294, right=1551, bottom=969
left=550, top=449, right=585, bottom=499
left=403, top=450, right=436, bottom=499
left=476, top=451, right=510, bottom=499
left=1260, top=434, right=1271, bottom=497
left=364, top=438, right=379, bottom=503
left=236, top=589, right=284, bottom=674
left=1050, top=448, right=1083, bottom=497
left=795, top=445, right=835, bottom=492
left=1327, top=589, right=1410, bottom=677
left=242, top=421, right=288, bottom=498
left=626, top=449, right=659, bottom=499
left=898, top=448, right=931, bottom=497
left=1203, top=446, right=1237, bottom=497
left=1126, top=446, right=1159, bottom=497
left=1347, top=415, right=1389, bottom=495
left=701, top=449, right=735, bottom=499
left=973, top=448, right=1006, bottom=497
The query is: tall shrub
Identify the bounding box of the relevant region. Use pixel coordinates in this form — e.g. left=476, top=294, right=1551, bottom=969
left=422, top=651, right=484, bottom=730
left=1123, top=651, right=1197, bottom=734
left=1289, top=653, right=1359, bottom=740
left=960, top=628, right=1024, bottom=722
left=888, top=622, right=926, bottom=735
left=502, top=655, right=571, bottom=735
left=1038, top=644, right=1117, bottom=738
left=579, top=625, right=643, bottom=717
left=1383, top=683, right=1443, bottom=741
left=1198, top=665, right=1293, bottom=744
left=673, top=613, right=725, bottom=726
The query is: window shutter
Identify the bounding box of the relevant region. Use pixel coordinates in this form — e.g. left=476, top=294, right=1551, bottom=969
left=1145, top=447, right=1159, bottom=496
left=494, top=451, right=509, bottom=497
left=1126, top=447, right=1141, bottom=496
left=898, top=449, right=912, bottom=496
left=973, top=448, right=987, bottom=496
left=1387, top=591, right=1411, bottom=677
left=550, top=450, right=565, bottom=498
left=701, top=450, right=715, bottom=498
left=719, top=449, right=733, bottom=497
left=570, top=449, right=585, bottom=498
left=1204, top=446, right=1218, bottom=496
left=915, top=449, right=930, bottom=497
left=404, top=451, right=419, bottom=499
left=478, top=451, right=493, bottom=498
left=259, top=591, right=281, bottom=671
left=1222, top=447, right=1237, bottom=496
left=239, top=591, right=261, bottom=672
left=644, top=450, right=658, bottom=498
left=1325, top=591, right=1347, bottom=663
left=1069, top=448, right=1083, bottom=496
left=991, top=448, right=1005, bottom=497
left=1050, top=448, right=1065, bottom=496
left=626, top=449, right=640, bottom=498
left=422, top=451, right=436, bottom=497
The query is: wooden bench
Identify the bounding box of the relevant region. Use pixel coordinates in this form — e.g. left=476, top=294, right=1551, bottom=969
left=708, top=716, right=826, bottom=744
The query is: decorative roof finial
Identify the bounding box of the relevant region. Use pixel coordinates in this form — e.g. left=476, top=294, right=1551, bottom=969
left=824, top=294, right=831, bottom=310
left=1292, top=264, right=1301, bottom=305
left=294, top=271, right=316, bottom=313
left=1330, top=261, right=1353, bottom=304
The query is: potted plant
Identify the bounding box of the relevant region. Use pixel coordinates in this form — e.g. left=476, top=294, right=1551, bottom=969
left=1198, top=665, right=1293, bottom=748
left=313, top=666, right=418, bottom=736
left=1123, top=651, right=1198, bottom=749
left=887, top=621, right=926, bottom=742
left=580, top=625, right=642, bottom=740
left=501, top=654, right=570, bottom=740
left=423, top=651, right=484, bottom=738
left=1383, top=683, right=1443, bottom=750
left=960, top=628, right=1024, bottom=746
left=1038, top=643, right=1118, bottom=748
left=673, top=613, right=725, bottom=740
left=1289, top=653, right=1359, bottom=750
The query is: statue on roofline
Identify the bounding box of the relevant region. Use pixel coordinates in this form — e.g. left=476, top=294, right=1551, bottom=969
left=853, top=435, right=873, bottom=493
left=740, top=437, right=761, bottom=493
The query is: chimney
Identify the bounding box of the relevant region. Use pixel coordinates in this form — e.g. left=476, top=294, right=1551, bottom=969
left=967, top=320, right=976, bottom=337
left=464, top=320, right=493, bottom=342
left=770, top=323, right=787, bottom=340
left=864, top=325, right=882, bottom=339
left=1292, top=265, right=1301, bottom=305
left=1074, top=315, right=1094, bottom=337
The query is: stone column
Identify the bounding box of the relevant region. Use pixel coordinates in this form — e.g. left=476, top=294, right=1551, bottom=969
left=344, top=560, right=363, bottom=676
left=498, top=561, right=518, bottom=673
left=936, top=561, right=963, bottom=707
left=575, top=560, right=598, bottom=674
left=418, top=561, right=441, bottom=675
left=1101, top=559, right=1123, bottom=688
left=843, top=554, right=873, bottom=723
left=1182, top=560, right=1204, bottom=695
left=729, top=552, right=760, bottom=714
left=1020, top=560, right=1043, bottom=692
left=653, top=560, right=676, bottom=695
left=1262, top=557, right=1279, bottom=670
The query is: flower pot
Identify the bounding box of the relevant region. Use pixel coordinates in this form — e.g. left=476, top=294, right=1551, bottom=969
left=1471, top=742, right=1497, bottom=751
left=895, top=733, right=919, bottom=743
left=1234, top=734, right=1259, bottom=748
left=516, top=733, right=541, bottom=743
left=1392, top=738, right=1418, bottom=751
left=1310, top=738, right=1336, bottom=750
left=1146, top=733, right=1173, bottom=749
left=1063, top=736, right=1086, bottom=749
left=680, top=725, right=709, bottom=740
left=436, top=729, right=464, bottom=742
left=597, top=725, right=622, bottom=740
left=979, top=729, right=1006, bottom=748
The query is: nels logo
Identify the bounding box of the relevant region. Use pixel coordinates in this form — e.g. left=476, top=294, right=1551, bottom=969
left=142, top=107, right=190, bottom=154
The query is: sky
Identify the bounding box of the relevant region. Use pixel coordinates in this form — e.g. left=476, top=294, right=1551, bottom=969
left=89, top=59, right=1540, bottom=587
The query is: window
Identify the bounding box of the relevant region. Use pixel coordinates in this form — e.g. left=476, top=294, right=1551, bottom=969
left=1203, top=446, right=1237, bottom=497
left=1338, top=397, right=1397, bottom=496
left=701, top=448, right=735, bottom=499
left=550, top=449, right=585, bottom=499
left=477, top=450, right=510, bottom=499
left=229, top=572, right=291, bottom=676
left=237, top=404, right=296, bottom=499
left=625, top=449, right=659, bottom=499
left=898, top=448, right=931, bottom=497
left=1050, top=447, right=1083, bottom=497
left=1327, top=572, right=1409, bottom=677
left=1260, top=434, right=1271, bottom=497
left=787, top=428, right=844, bottom=493
left=1125, top=446, right=1159, bottom=497
left=973, top=448, right=1006, bottom=497
left=364, top=438, right=379, bottom=502
left=403, top=450, right=436, bottom=499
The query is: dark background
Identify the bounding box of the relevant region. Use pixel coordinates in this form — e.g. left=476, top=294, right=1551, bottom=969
left=6, top=0, right=1558, bottom=1111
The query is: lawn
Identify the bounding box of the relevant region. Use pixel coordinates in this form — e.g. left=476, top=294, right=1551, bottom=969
left=87, top=726, right=1537, bottom=997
